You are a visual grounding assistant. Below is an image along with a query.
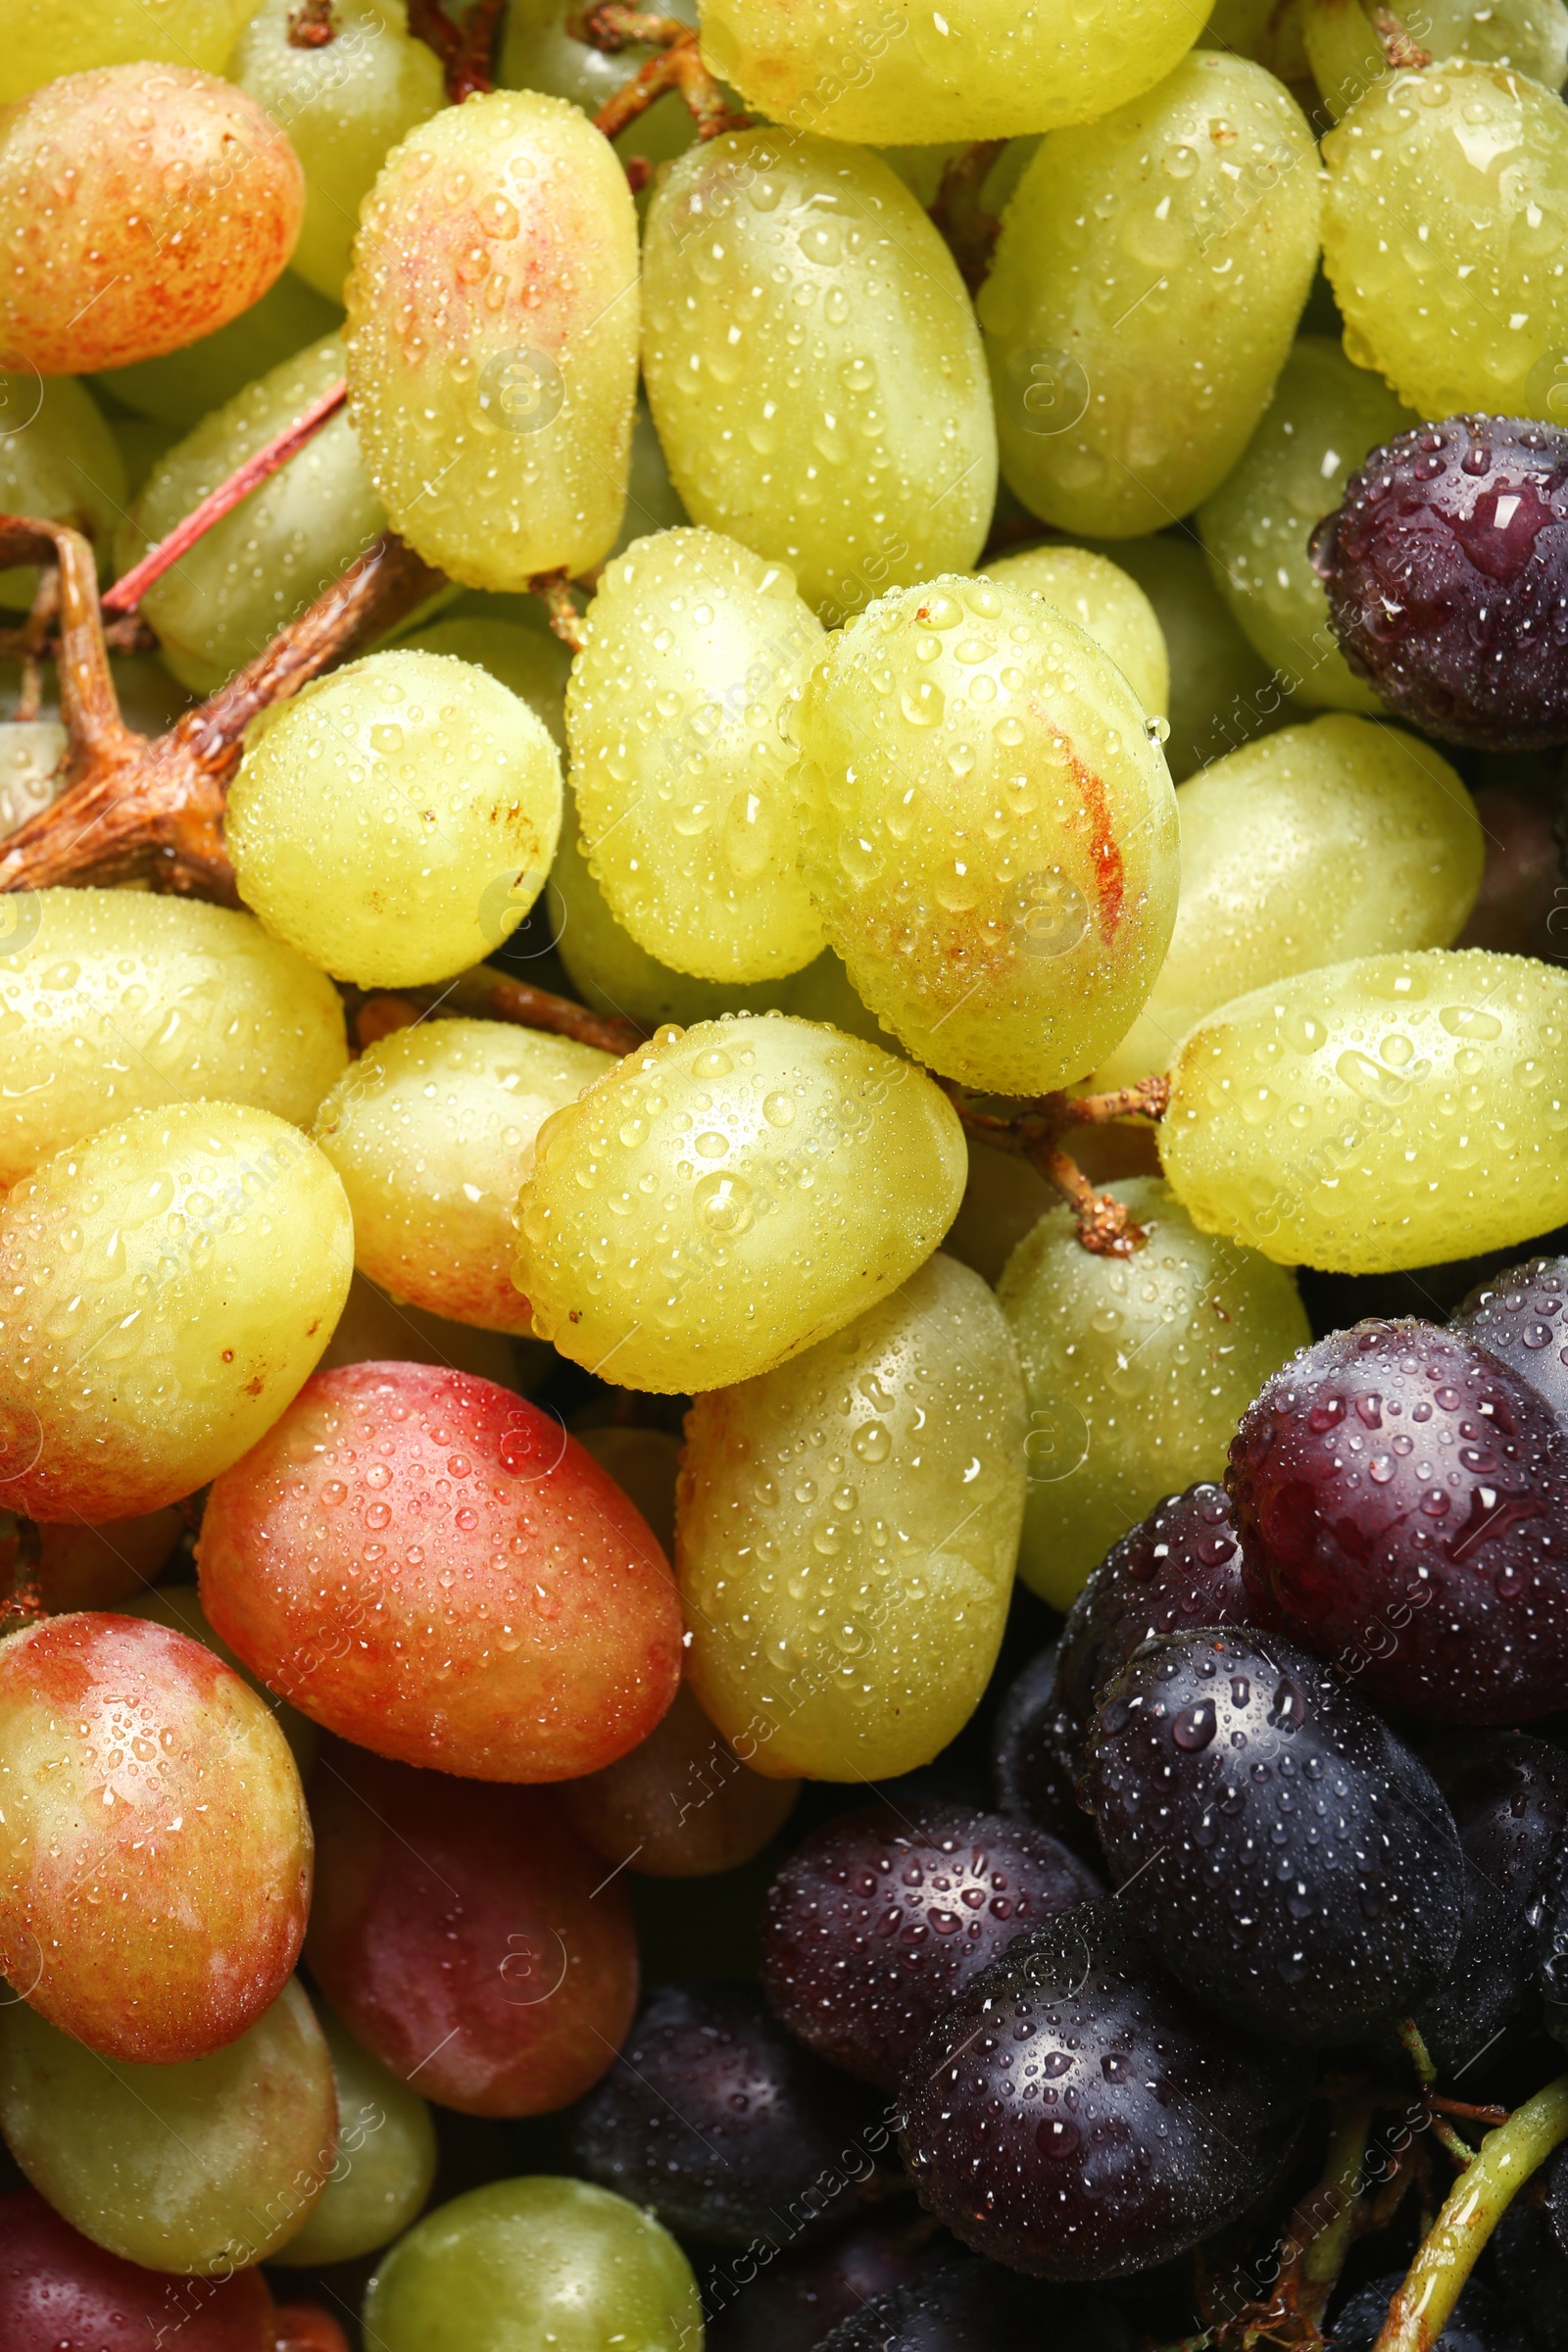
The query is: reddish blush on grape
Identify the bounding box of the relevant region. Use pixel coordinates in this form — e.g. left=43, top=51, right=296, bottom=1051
left=0, top=2188, right=275, bottom=2351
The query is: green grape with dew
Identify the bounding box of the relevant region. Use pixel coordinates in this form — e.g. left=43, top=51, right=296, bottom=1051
left=272, top=2001, right=438, bottom=2268
left=93, top=270, right=343, bottom=429
left=500, top=0, right=709, bottom=198
left=0, top=0, right=262, bottom=103
left=983, top=544, right=1171, bottom=719
left=1079, top=531, right=1281, bottom=780
left=0, top=372, right=124, bottom=608
left=401, top=615, right=570, bottom=748
left=1303, top=0, right=1568, bottom=122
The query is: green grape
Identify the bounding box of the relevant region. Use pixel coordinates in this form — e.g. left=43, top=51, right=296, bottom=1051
left=122, top=1585, right=319, bottom=1778
left=515, top=1013, right=966, bottom=1393
left=983, top=544, right=1170, bottom=717
left=226, top=648, right=563, bottom=988
left=0, top=1980, right=336, bottom=2275
left=793, top=576, right=1180, bottom=1095
left=1202, top=0, right=1313, bottom=75
left=272, top=2001, right=438, bottom=2268
left=314, top=1016, right=614, bottom=1333
left=0, top=0, right=261, bottom=102
left=641, top=131, right=996, bottom=618
left=93, top=270, right=343, bottom=428
left=569, top=528, right=826, bottom=985
left=679, top=1251, right=1027, bottom=1782
left=109, top=412, right=180, bottom=498
left=0, top=1102, right=353, bottom=1522
left=364, top=2178, right=702, bottom=2352
left=1304, top=0, right=1568, bottom=121
left=998, top=1176, right=1310, bottom=1608
left=345, top=91, right=639, bottom=588
left=942, top=1136, right=1054, bottom=1287
left=0, top=721, right=63, bottom=840
left=0, top=373, right=124, bottom=608
left=979, top=52, right=1321, bottom=538
left=778, top=950, right=889, bottom=1045
left=1159, top=948, right=1568, bottom=1271
left=1322, top=61, right=1568, bottom=418
left=400, top=615, right=570, bottom=748
left=1098, top=715, right=1485, bottom=1084
left=0, top=890, right=349, bottom=1188
left=500, top=0, right=707, bottom=197
left=1196, top=336, right=1416, bottom=710
left=1080, top=531, right=1280, bottom=781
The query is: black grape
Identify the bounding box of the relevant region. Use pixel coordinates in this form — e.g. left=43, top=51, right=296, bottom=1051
left=814, top=2256, right=1128, bottom=2352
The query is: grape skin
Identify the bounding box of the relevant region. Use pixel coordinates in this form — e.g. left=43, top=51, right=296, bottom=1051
left=560, top=1679, right=801, bottom=1880
left=122, top=1585, right=318, bottom=1780
left=0, top=374, right=124, bottom=607
left=92, top=268, right=342, bottom=430
left=0, top=2188, right=277, bottom=2352
left=1304, top=0, right=1568, bottom=123
left=1055, top=1481, right=1261, bottom=1727
left=0, top=1, right=263, bottom=101
left=1451, top=1254, right=1568, bottom=1421
left=1075, top=530, right=1279, bottom=780
left=982, top=545, right=1171, bottom=721
left=270, top=2001, right=437, bottom=2268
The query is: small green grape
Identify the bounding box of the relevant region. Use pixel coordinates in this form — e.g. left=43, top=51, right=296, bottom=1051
left=122, top=1585, right=319, bottom=1779
left=983, top=544, right=1171, bottom=717
left=1303, top=0, right=1568, bottom=121
left=0, top=373, right=124, bottom=608
left=93, top=270, right=343, bottom=428
left=401, top=614, right=570, bottom=748
left=273, top=2002, right=438, bottom=2268
left=1202, top=0, right=1313, bottom=75
left=0, top=0, right=260, bottom=101
left=1079, top=531, right=1280, bottom=780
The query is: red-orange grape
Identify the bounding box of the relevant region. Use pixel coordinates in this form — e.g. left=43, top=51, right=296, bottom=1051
left=0, top=2189, right=275, bottom=2351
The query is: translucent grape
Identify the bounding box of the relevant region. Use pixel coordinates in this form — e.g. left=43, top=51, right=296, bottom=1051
left=983, top=544, right=1171, bottom=719
left=1097, top=716, right=1485, bottom=1086
left=313, top=1016, right=613, bottom=1333
left=270, top=2002, right=438, bottom=2268
left=345, top=90, right=639, bottom=586
left=979, top=52, right=1321, bottom=537
left=0, top=1102, right=352, bottom=1522
left=0, top=891, right=349, bottom=1187
left=0, top=374, right=124, bottom=607
left=560, top=1679, right=801, bottom=1879
left=1159, top=948, right=1568, bottom=1270
left=1304, top=0, right=1568, bottom=121
left=0, top=67, right=305, bottom=374
left=1080, top=531, right=1279, bottom=780
left=792, top=575, right=1179, bottom=1095
left=0, top=720, right=64, bottom=838
left=93, top=268, right=342, bottom=428
left=122, top=1585, right=319, bottom=1780
left=678, top=1252, right=1027, bottom=1781
left=0, top=1, right=264, bottom=102
left=226, top=649, right=563, bottom=988
left=514, top=1013, right=966, bottom=1393
left=401, top=614, right=569, bottom=748
left=641, top=131, right=996, bottom=616
left=998, top=1178, right=1311, bottom=1609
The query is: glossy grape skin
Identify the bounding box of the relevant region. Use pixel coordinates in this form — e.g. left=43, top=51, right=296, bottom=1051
left=0, top=1615, right=311, bottom=2066
left=1452, top=1255, right=1568, bottom=1422
left=345, top=90, right=638, bottom=587
left=982, top=546, right=1170, bottom=721
left=270, top=2002, right=438, bottom=2267
left=642, top=133, right=995, bottom=617
left=1304, top=0, right=1568, bottom=119
left=198, top=1362, right=683, bottom=1782
left=363, top=2178, right=701, bottom=2352
left=979, top=53, right=1321, bottom=540
left=0, top=892, right=349, bottom=1187
left=0, top=3, right=263, bottom=101
left=403, top=612, right=569, bottom=748
left=1159, top=949, right=1568, bottom=1272
left=678, top=1252, right=1026, bottom=1782
left=0, top=374, right=124, bottom=607
left=121, top=1585, right=318, bottom=1780
left=0, top=2189, right=276, bottom=2352
left=560, top=1678, right=801, bottom=1879
left=707, top=2214, right=953, bottom=2352
left=1231, top=1318, right=1568, bottom=1723
left=0, top=67, right=304, bottom=375
left=313, top=1018, right=612, bottom=1335
left=989, top=1644, right=1101, bottom=1865
left=793, top=577, right=1179, bottom=1096
left=0, top=1103, right=352, bottom=1523
left=899, top=1895, right=1315, bottom=2280
left=92, top=269, right=342, bottom=429
left=1081, top=530, right=1279, bottom=780
left=816, top=2259, right=1120, bottom=2352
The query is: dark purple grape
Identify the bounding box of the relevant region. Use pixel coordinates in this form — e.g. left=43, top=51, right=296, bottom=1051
left=1333, top=2272, right=1533, bottom=2352
left=813, top=2256, right=1125, bottom=2352
left=1536, top=1854, right=1568, bottom=2049
left=1452, top=1258, right=1568, bottom=1428
left=569, top=1983, right=894, bottom=2248
left=898, top=1896, right=1314, bottom=2281
left=760, top=1802, right=1100, bottom=2090
left=989, top=1644, right=1099, bottom=1863
left=1229, top=1319, right=1568, bottom=1724
left=705, top=2214, right=953, bottom=2352
left=1311, top=415, right=1568, bottom=749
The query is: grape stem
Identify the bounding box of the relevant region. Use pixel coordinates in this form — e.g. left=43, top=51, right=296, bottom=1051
left=928, top=141, right=1006, bottom=295
left=286, top=0, right=338, bottom=45
left=580, top=3, right=749, bottom=141
left=528, top=568, right=588, bottom=653
left=407, top=0, right=509, bottom=101
left=1371, top=6, right=1433, bottom=69
left=944, top=1073, right=1172, bottom=1256
left=351, top=968, right=646, bottom=1058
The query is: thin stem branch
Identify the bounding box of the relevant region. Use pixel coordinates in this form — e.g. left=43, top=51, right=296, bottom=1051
left=583, top=4, right=747, bottom=140
left=942, top=1073, right=1170, bottom=1256
left=355, top=965, right=645, bottom=1057
left=928, top=139, right=1006, bottom=295
left=11, top=565, right=59, bottom=722
left=528, top=568, right=587, bottom=653
left=407, top=0, right=508, bottom=101
left=1398, top=2019, right=1439, bottom=2090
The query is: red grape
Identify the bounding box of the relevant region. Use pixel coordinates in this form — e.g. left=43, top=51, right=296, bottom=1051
left=988, top=1643, right=1100, bottom=1867
left=1450, top=1256, right=1568, bottom=1426
left=0, top=2188, right=274, bottom=2351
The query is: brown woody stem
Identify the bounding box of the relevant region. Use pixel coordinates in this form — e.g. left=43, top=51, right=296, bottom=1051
left=1372, top=6, right=1433, bottom=69
left=583, top=7, right=747, bottom=140
left=407, top=0, right=508, bottom=100
left=354, top=967, right=646, bottom=1059
left=528, top=569, right=588, bottom=653
left=928, top=139, right=1006, bottom=296
left=287, top=0, right=338, bottom=44
left=944, top=1072, right=1170, bottom=1256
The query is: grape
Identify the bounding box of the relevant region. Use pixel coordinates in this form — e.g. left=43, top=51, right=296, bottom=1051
left=270, top=2000, right=438, bottom=2268
left=1158, top=948, right=1568, bottom=1272
left=677, top=1251, right=1026, bottom=1780
left=1080, top=531, right=1280, bottom=780
left=641, top=133, right=996, bottom=617
left=982, top=546, right=1171, bottom=721
left=0, top=67, right=305, bottom=375
left=313, top=1017, right=612, bottom=1335
left=198, top=1361, right=683, bottom=1780
left=1095, top=715, right=1485, bottom=1087
left=760, top=1801, right=1101, bottom=2088
left=898, top=1894, right=1314, bottom=2280
left=816, top=2259, right=1118, bottom=2352
left=231, top=0, right=444, bottom=302
left=0, top=720, right=65, bottom=840
left=792, top=577, right=1179, bottom=1095
left=0, top=374, right=124, bottom=607
left=777, top=949, right=890, bottom=1045
left=1304, top=0, right=1568, bottom=122
left=226, top=648, right=563, bottom=988
left=0, top=1614, right=311, bottom=2066
left=500, top=0, right=707, bottom=193
left=560, top=1678, right=801, bottom=1879
left=122, top=1586, right=318, bottom=1779
left=997, top=1177, right=1310, bottom=1610
left=1451, top=1254, right=1568, bottom=1421
left=345, top=90, right=639, bottom=588
left=401, top=614, right=569, bottom=748
left=0, top=2, right=264, bottom=103
left=304, top=1740, right=637, bottom=2115
left=0, top=1102, right=351, bottom=1523
left=707, top=2212, right=953, bottom=2352
left=1230, top=1317, right=1568, bottom=1723
left=514, top=1013, right=966, bottom=1395
left=0, top=2188, right=277, bottom=2352
left=990, top=1644, right=1102, bottom=1864
left=120, top=333, right=384, bottom=695
left=31, top=1509, right=182, bottom=1614
left=93, top=269, right=342, bottom=428
left=362, top=2178, right=702, bottom=2352
left=0, top=891, right=349, bottom=1189
left=978, top=53, right=1321, bottom=539
left=568, top=527, right=827, bottom=984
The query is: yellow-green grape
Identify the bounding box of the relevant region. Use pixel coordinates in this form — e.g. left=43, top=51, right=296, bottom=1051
left=1323, top=61, right=1568, bottom=418
left=1202, top=0, right=1313, bottom=75
left=793, top=576, right=1180, bottom=1096
left=1304, top=0, right=1568, bottom=121
left=0, top=721, right=63, bottom=841
left=346, top=91, right=639, bottom=587
left=122, top=1585, right=319, bottom=1779
left=0, top=891, right=349, bottom=1189
left=942, top=1137, right=1054, bottom=1287
left=641, top=131, right=996, bottom=618
left=226, top=649, right=563, bottom=988
left=998, top=1177, right=1310, bottom=1608
left=314, top=1017, right=614, bottom=1334
left=1099, top=715, right=1484, bottom=1084
left=273, top=2002, right=438, bottom=2267
left=93, top=270, right=343, bottom=429
left=979, top=52, right=1321, bottom=538
left=1160, top=949, right=1568, bottom=1271
left=697, top=0, right=1206, bottom=140
left=1081, top=531, right=1279, bottom=780
left=0, top=0, right=261, bottom=101
left=678, top=1251, right=1026, bottom=1782
left=401, top=615, right=570, bottom=748
left=500, top=0, right=706, bottom=196
left=1197, top=336, right=1416, bottom=710
left=0, top=1102, right=353, bottom=1522
left=0, top=1980, right=337, bottom=2274
left=983, top=544, right=1170, bottom=717
left=109, top=413, right=180, bottom=499
left=778, top=950, right=889, bottom=1045
left=514, top=1013, right=966, bottom=1393
left=569, top=528, right=826, bottom=985
left=0, top=373, right=124, bottom=608
left=118, top=334, right=383, bottom=694
left=232, top=0, right=445, bottom=301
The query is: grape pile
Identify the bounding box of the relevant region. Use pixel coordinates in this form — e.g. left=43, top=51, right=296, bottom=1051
left=2, top=3, right=1568, bottom=2350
